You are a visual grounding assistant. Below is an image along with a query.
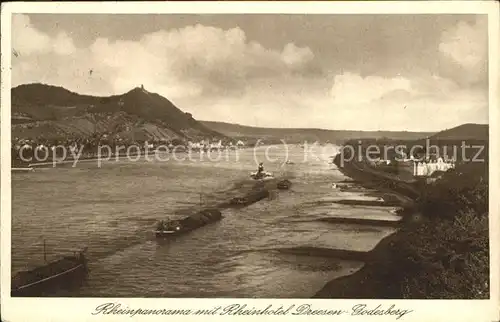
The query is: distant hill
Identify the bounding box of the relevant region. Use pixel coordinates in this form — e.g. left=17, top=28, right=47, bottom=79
left=201, top=121, right=434, bottom=144
left=15, top=83, right=467, bottom=144
left=11, top=83, right=223, bottom=141
left=428, top=123, right=489, bottom=141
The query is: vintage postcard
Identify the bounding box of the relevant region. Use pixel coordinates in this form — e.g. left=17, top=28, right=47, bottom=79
left=1, top=1, right=499, bottom=322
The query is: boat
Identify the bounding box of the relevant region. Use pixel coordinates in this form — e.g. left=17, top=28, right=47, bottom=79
left=277, top=179, right=292, bottom=190
left=284, top=160, right=295, bottom=165
left=250, top=171, right=274, bottom=180
left=229, top=189, right=270, bottom=207
left=155, top=208, right=222, bottom=238
left=11, top=246, right=88, bottom=297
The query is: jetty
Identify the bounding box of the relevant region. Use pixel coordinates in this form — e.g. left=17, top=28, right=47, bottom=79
left=332, top=199, right=402, bottom=207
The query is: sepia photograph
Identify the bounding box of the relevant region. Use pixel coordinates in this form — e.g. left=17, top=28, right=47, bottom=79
left=1, top=1, right=499, bottom=321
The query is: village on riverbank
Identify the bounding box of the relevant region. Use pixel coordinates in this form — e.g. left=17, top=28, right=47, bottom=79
left=315, top=124, right=489, bottom=299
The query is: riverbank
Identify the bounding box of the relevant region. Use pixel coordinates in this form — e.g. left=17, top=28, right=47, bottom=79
left=315, top=211, right=489, bottom=299
left=314, top=156, right=489, bottom=299
left=12, top=146, right=255, bottom=168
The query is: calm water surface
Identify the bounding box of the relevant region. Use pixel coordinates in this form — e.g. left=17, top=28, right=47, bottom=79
left=12, top=145, right=398, bottom=297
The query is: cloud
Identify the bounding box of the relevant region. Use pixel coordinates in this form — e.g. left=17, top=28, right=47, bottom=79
left=12, top=14, right=51, bottom=55
left=438, top=16, right=488, bottom=85
left=281, top=43, right=314, bottom=69
left=321, top=71, right=487, bottom=130
left=171, top=66, right=486, bottom=132
left=439, top=18, right=487, bottom=69
left=330, top=73, right=412, bottom=106
left=85, top=24, right=315, bottom=97
left=12, top=14, right=76, bottom=57
left=52, top=32, right=77, bottom=55
left=11, top=15, right=488, bottom=131
left=175, top=76, right=487, bottom=132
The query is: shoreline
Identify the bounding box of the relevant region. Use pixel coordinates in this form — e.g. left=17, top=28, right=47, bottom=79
left=313, top=154, right=489, bottom=299
left=313, top=158, right=419, bottom=298
left=313, top=231, right=402, bottom=298
left=13, top=147, right=256, bottom=168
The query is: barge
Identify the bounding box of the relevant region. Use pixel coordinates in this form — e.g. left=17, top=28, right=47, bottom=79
left=11, top=248, right=88, bottom=297
left=277, top=179, right=292, bottom=190
left=229, top=189, right=270, bottom=207
left=155, top=208, right=222, bottom=238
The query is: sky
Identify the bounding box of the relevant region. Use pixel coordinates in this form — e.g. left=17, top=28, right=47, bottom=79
left=11, top=14, right=489, bottom=131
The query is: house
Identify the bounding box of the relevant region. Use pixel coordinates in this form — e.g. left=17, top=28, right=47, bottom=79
left=413, top=159, right=455, bottom=177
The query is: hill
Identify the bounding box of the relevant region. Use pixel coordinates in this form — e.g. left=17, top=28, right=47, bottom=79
left=428, top=123, right=489, bottom=141
left=201, top=121, right=435, bottom=144
left=11, top=83, right=223, bottom=141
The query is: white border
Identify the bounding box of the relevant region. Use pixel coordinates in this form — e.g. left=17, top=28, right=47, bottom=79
left=1, top=2, right=499, bottom=322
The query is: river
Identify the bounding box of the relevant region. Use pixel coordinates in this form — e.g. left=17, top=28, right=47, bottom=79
left=11, top=144, right=399, bottom=297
